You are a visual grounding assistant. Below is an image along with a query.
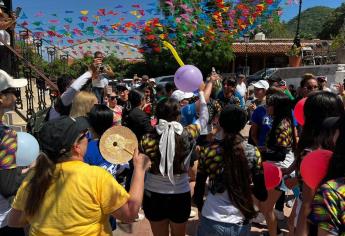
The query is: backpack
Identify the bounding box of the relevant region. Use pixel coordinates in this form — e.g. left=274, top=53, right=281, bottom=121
left=26, top=107, right=51, bottom=138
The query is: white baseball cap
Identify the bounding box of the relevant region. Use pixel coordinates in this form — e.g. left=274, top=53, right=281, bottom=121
left=0, top=69, right=27, bottom=92
left=171, top=90, right=194, bottom=102
left=253, top=80, right=269, bottom=90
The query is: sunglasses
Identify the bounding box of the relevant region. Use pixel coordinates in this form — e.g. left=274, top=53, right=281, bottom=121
left=108, top=96, right=118, bottom=100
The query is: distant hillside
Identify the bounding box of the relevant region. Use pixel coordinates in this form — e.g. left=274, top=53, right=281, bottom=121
left=284, top=6, right=334, bottom=38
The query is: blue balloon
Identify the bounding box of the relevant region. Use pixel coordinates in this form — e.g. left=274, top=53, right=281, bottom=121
left=16, top=132, right=40, bottom=167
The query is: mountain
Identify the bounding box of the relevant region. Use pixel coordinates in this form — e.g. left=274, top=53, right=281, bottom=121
left=284, top=6, right=334, bottom=39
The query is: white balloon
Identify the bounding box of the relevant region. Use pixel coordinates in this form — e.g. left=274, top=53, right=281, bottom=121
left=16, top=132, right=39, bottom=167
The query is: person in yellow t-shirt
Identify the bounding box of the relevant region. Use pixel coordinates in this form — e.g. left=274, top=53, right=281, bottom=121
left=6, top=116, right=150, bottom=236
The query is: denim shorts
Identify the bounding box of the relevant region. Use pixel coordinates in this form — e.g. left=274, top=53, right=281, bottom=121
left=197, top=216, right=251, bottom=236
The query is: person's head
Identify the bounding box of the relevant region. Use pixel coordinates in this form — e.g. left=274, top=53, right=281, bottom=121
left=142, top=75, right=149, bottom=83
left=69, top=91, right=98, bottom=118
left=218, top=104, right=256, bottom=219
left=266, top=92, right=292, bottom=118
left=253, top=80, right=269, bottom=101
left=219, top=104, right=247, bottom=135
left=317, top=76, right=328, bottom=89
left=143, top=86, right=153, bottom=99
left=0, top=69, right=27, bottom=115
left=237, top=74, right=246, bottom=84
left=128, top=89, right=145, bottom=108
left=148, top=78, right=156, bottom=87
left=56, top=75, right=74, bottom=95
left=116, top=85, right=129, bottom=102
left=25, top=116, right=90, bottom=217
left=222, top=77, right=237, bottom=97
left=94, top=51, right=104, bottom=61
left=324, top=114, right=345, bottom=181
left=316, top=117, right=340, bottom=151
left=88, top=104, right=114, bottom=138
left=171, top=90, right=193, bottom=107
left=107, top=92, right=118, bottom=109
left=155, top=84, right=166, bottom=97
left=156, top=98, right=180, bottom=122
left=267, top=92, right=295, bottom=148
left=297, top=91, right=344, bottom=158
left=165, top=82, right=176, bottom=97
left=300, top=73, right=318, bottom=97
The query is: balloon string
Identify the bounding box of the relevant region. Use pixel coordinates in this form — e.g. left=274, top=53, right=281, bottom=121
left=163, top=41, right=185, bottom=67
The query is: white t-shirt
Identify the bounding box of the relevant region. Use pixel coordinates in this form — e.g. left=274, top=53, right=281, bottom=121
left=201, top=190, right=245, bottom=224
left=0, top=194, right=10, bottom=228
left=0, top=30, right=10, bottom=46
left=236, top=82, right=247, bottom=98
left=92, top=74, right=109, bottom=88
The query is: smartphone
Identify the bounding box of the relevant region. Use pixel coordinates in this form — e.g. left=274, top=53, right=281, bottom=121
left=15, top=7, right=22, bottom=17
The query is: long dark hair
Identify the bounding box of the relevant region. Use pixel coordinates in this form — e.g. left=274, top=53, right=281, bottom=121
left=324, top=115, right=345, bottom=181
left=219, top=105, right=257, bottom=219
left=88, top=104, right=114, bottom=137
left=128, top=89, right=144, bottom=108
left=155, top=98, right=189, bottom=173
left=267, top=93, right=296, bottom=149
left=296, top=91, right=344, bottom=162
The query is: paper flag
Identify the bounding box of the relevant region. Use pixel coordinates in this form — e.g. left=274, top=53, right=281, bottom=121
left=80, top=10, right=89, bottom=15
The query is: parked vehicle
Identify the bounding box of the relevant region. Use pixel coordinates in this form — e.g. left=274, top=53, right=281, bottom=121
left=246, top=68, right=278, bottom=85
left=155, top=75, right=175, bottom=87
left=270, top=64, right=345, bottom=88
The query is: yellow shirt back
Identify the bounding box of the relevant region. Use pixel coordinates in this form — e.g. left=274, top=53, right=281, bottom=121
left=12, top=161, right=129, bottom=236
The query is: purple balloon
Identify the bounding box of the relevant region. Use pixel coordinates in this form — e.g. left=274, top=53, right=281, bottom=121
left=174, top=65, right=203, bottom=92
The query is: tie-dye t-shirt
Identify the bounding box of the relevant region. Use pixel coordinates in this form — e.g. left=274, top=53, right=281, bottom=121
left=309, top=177, right=345, bottom=235
left=0, top=123, right=17, bottom=170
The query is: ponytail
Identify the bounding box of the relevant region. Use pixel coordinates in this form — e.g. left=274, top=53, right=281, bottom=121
left=24, top=153, right=56, bottom=216
left=223, top=134, right=257, bottom=220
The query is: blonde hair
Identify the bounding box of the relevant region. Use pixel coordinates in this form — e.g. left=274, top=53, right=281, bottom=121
left=70, top=91, right=98, bottom=118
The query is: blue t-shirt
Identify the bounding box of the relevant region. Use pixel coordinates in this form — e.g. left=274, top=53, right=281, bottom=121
left=251, top=106, right=297, bottom=147
left=84, top=139, right=129, bottom=179
left=180, top=103, right=197, bottom=127
left=251, top=105, right=272, bottom=147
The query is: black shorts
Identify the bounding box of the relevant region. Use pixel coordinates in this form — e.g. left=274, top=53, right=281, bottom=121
left=143, top=190, right=191, bottom=223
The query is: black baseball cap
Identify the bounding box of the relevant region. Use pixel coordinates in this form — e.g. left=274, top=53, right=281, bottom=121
left=38, top=116, right=90, bottom=159
left=116, top=84, right=128, bottom=92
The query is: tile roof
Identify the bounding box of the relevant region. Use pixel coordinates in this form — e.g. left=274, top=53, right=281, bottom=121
left=232, top=40, right=331, bottom=55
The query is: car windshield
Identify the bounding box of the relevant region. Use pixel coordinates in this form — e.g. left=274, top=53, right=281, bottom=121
left=252, top=69, right=266, bottom=76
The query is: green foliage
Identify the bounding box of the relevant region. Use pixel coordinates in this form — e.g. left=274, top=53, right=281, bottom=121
left=259, top=19, right=293, bottom=39
left=331, top=26, right=345, bottom=50
left=318, top=3, right=345, bottom=39
left=285, top=45, right=302, bottom=57
left=285, top=6, right=334, bottom=39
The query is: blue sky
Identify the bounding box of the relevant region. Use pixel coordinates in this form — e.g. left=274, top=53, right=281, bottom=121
left=12, top=0, right=343, bottom=21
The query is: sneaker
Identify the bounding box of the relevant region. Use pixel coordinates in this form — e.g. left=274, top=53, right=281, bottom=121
left=252, top=212, right=266, bottom=225
left=189, top=209, right=197, bottom=218
left=275, top=209, right=285, bottom=220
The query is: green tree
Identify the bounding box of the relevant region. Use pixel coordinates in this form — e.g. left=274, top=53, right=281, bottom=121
left=318, top=3, right=345, bottom=39
left=285, top=6, right=334, bottom=39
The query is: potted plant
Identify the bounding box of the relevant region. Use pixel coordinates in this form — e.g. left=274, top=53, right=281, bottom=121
left=286, top=45, right=302, bottom=67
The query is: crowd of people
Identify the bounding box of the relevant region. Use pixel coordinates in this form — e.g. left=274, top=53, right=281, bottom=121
left=0, top=51, right=345, bottom=236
